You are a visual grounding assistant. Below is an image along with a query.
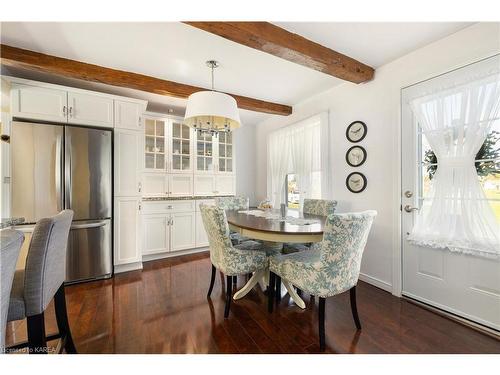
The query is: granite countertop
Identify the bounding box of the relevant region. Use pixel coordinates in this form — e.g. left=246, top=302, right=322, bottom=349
left=0, top=217, right=25, bottom=229
left=142, top=195, right=234, bottom=202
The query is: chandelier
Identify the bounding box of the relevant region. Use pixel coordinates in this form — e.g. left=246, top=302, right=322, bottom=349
left=184, top=60, right=241, bottom=137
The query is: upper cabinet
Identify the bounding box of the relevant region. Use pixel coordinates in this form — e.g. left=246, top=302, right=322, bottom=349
left=115, top=100, right=144, bottom=131
left=68, top=92, right=114, bottom=127
left=144, top=116, right=193, bottom=174
left=8, top=78, right=147, bottom=129
left=195, top=131, right=235, bottom=175
left=11, top=85, right=68, bottom=123
left=217, top=132, right=234, bottom=174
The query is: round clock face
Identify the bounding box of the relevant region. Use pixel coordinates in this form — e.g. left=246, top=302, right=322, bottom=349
left=346, top=172, right=367, bottom=193
left=346, top=121, right=367, bottom=143
left=346, top=146, right=367, bottom=167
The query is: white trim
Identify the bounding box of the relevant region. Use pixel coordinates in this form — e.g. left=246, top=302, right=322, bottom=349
left=142, top=247, right=208, bottom=263
left=114, top=261, right=143, bottom=274
left=359, top=272, right=393, bottom=293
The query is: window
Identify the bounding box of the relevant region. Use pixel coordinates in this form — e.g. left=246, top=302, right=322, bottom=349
left=285, top=174, right=300, bottom=208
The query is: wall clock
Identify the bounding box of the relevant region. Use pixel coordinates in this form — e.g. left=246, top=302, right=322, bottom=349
left=346, top=121, right=367, bottom=143
left=346, top=146, right=367, bottom=167
left=346, top=172, right=367, bottom=193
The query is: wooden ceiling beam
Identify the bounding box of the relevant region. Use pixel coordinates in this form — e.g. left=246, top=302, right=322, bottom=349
left=184, top=22, right=374, bottom=84
left=0, top=44, right=292, bottom=116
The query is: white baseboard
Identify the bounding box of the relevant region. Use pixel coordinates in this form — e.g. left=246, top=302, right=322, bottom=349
left=359, top=272, right=393, bottom=293
left=114, top=261, right=143, bottom=274
left=143, top=247, right=209, bottom=263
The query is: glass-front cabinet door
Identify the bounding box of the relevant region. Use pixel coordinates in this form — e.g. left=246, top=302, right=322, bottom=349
left=170, top=120, right=193, bottom=173
left=195, top=131, right=215, bottom=174
left=145, top=118, right=166, bottom=170
left=217, top=132, right=233, bottom=174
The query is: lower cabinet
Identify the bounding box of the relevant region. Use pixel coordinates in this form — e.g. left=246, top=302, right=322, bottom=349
left=114, top=197, right=142, bottom=267
left=142, top=214, right=170, bottom=256
left=171, top=212, right=196, bottom=251
left=195, top=211, right=209, bottom=247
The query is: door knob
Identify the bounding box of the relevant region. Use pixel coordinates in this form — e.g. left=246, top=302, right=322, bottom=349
left=404, top=205, right=419, bottom=213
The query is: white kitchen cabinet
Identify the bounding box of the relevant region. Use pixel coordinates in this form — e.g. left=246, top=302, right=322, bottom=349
left=215, top=175, right=236, bottom=195
left=11, top=85, right=68, bottom=123
left=169, top=174, right=193, bottom=197
left=169, top=120, right=193, bottom=173
left=194, top=175, right=216, bottom=196
left=115, top=100, right=143, bottom=131
left=142, top=214, right=170, bottom=256
left=114, top=129, right=143, bottom=197
left=195, top=212, right=209, bottom=247
left=171, top=212, right=196, bottom=251
left=194, top=131, right=215, bottom=174
left=114, top=197, right=141, bottom=265
left=216, top=131, right=234, bottom=174
left=67, top=92, right=114, bottom=128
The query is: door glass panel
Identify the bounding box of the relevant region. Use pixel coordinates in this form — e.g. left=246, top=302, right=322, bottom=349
left=182, top=156, right=190, bottom=170
left=197, top=157, right=204, bottom=171
left=156, top=137, right=165, bottom=153
left=219, top=143, right=225, bottom=157
left=181, top=140, right=190, bottom=155
left=206, top=158, right=213, bottom=171
left=146, top=120, right=155, bottom=135
left=156, top=121, right=165, bottom=136
left=173, top=122, right=181, bottom=138
left=227, top=132, right=232, bottom=143
left=206, top=143, right=212, bottom=156
left=146, top=136, right=155, bottom=153
left=181, top=124, right=190, bottom=139
left=227, top=145, right=232, bottom=157
left=145, top=154, right=154, bottom=169
left=226, top=159, right=232, bottom=172
left=219, top=159, right=225, bottom=172
left=156, top=154, right=165, bottom=169
left=173, top=139, right=181, bottom=155
left=172, top=155, right=181, bottom=170
left=197, top=142, right=204, bottom=155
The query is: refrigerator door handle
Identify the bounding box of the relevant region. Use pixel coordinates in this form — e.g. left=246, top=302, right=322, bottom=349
left=65, top=132, right=72, bottom=209
left=55, top=133, right=63, bottom=212
left=70, top=221, right=107, bottom=229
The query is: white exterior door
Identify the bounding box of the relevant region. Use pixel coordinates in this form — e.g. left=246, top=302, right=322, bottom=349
left=67, top=92, right=114, bottom=127
left=114, top=197, right=141, bottom=265
left=114, top=129, right=143, bottom=197
left=11, top=85, right=68, bottom=123
left=401, top=67, right=500, bottom=331
left=171, top=212, right=196, bottom=251
left=142, top=214, right=170, bottom=255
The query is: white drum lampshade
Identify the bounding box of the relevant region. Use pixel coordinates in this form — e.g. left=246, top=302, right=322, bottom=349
left=184, top=91, right=241, bottom=131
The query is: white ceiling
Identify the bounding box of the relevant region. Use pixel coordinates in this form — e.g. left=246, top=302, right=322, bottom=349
left=0, top=22, right=473, bottom=125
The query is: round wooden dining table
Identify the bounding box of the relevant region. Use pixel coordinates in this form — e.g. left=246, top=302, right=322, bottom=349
left=225, top=208, right=327, bottom=309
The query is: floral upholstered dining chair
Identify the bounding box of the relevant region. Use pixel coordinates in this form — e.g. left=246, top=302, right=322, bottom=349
left=268, top=210, right=377, bottom=351
left=283, top=198, right=338, bottom=254
left=200, top=204, right=268, bottom=318
left=214, top=196, right=251, bottom=245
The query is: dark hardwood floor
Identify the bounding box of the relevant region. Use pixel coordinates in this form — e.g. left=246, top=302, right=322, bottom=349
left=5, top=252, right=500, bottom=354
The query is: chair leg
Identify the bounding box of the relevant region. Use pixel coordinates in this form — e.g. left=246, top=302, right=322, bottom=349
left=350, top=286, right=362, bottom=330
left=224, top=276, right=233, bottom=319
left=207, top=265, right=216, bottom=297
left=27, top=312, right=47, bottom=354
left=275, top=276, right=282, bottom=303
left=268, top=272, right=276, bottom=313
left=54, top=284, right=77, bottom=354
left=233, top=275, right=237, bottom=288
left=318, top=297, right=326, bottom=352
left=296, top=287, right=302, bottom=297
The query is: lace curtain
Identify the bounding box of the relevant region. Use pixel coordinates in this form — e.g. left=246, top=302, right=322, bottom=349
left=267, top=113, right=329, bottom=208
left=408, top=70, right=500, bottom=258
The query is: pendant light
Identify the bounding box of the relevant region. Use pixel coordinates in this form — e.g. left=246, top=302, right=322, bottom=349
left=184, top=60, right=241, bottom=136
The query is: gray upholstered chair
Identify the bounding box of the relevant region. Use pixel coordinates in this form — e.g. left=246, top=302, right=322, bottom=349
left=200, top=204, right=268, bottom=318
left=283, top=198, right=338, bottom=254
left=1, top=229, right=24, bottom=353
left=268, top=211, right=376, bottom=351
left=6, top=210, right=76, bottom=354
left=214, top=196, right=251, bottom=245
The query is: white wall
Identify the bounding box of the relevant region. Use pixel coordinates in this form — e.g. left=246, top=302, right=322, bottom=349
left=254, top=23, right=500, bottom=294
left=234, top=123, right=257, bottom=205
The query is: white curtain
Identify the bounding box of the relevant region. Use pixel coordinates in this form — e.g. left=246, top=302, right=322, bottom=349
left=267, top=112, right=329, bottom=208
left=268, top=129, right=291, bottom=208
left=408, top=70, right=500, bottom=258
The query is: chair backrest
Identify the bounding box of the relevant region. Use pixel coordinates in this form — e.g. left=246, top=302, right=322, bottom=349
left=1, top=229, right=24, bottom=352
left=319, top=211, right=377, bottom=293
left=214, top=196, right=249, bottom=211
left=199, top=204, right=233, bottom=270
left=303, top=199, right=337, bottom=216
left=24, top=210, right=73, bottom=317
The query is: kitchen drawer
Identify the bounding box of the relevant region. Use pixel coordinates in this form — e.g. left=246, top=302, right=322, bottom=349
left=195, top=199, right=215, bottom=212
left=142, top=200, right=195, bottom=214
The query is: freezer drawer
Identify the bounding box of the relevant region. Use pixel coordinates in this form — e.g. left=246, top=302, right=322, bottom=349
left=66, top=219, right=112, bottom=283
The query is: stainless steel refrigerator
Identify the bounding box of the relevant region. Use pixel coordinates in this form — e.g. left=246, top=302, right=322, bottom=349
left=11, top=121, right=112, bottom=283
